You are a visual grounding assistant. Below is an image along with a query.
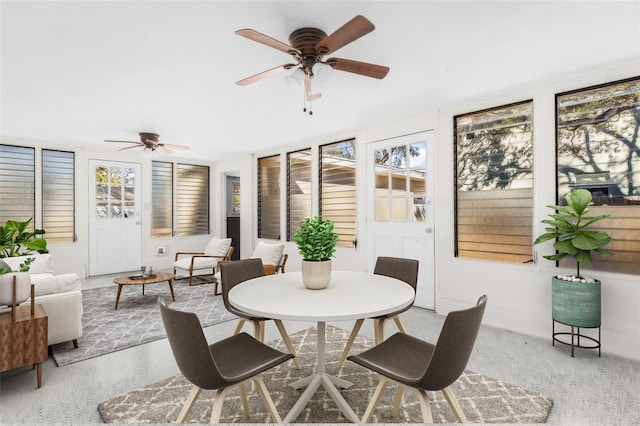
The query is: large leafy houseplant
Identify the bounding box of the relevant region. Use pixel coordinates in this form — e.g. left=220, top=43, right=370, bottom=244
left=0, top=218, right=48, bottom=259
left=534, top=189, right=612, bottom=279
left=294, top=216, right=339, bottom=261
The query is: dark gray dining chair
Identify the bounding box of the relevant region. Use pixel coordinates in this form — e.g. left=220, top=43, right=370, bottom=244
left=337, top=256, right=419, bottom=369
left=348, top=295, right=487, bottom=423
left=157, top=297, right=293, bottom=423
left=220, top=258, right=301, bottom=369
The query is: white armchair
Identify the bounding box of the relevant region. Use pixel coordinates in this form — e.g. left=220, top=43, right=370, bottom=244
left=173, top=237, right=234, bottom=294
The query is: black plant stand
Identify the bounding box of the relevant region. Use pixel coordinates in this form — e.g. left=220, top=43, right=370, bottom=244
left=552, top=319, right=601, bottom=357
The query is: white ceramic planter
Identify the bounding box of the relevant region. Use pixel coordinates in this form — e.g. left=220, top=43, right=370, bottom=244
left=301, top=259, right=332, bottom=290
left=0, top=272, right=31, bottom=306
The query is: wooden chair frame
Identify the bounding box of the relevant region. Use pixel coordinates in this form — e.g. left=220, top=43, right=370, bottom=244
left=173, top=246, right=234, bottom=295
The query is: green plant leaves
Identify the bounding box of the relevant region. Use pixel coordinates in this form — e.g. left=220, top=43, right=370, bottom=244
left=293, top=216, right=339, bottom=261
left=0, top=218, right=48, bottom=259
left=534, top=189, right=612, bottom=277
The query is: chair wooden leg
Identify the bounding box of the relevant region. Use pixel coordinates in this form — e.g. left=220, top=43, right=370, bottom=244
left=210, top=386, right=233, bottom=423
left=337, top=318, right=364, bottom=369
left=442, top=386, right=468, bottom=423
left=413, top=388, right=434, bottom=423
left=273, top=319, right=301, bottom=369
left=253, top=320, right=265, bottom=342
left=393, top=384, right=404, bottom=417
left=374, top=318, right=388, bottom=344
left=233, top=319, right=247, bottom=335
left=176, top=385, right=201, bottom=423
left=393, top=315, right=407, bottom=334
left=72, top=339, right=79, bottom=349
left=361, top=377, right=390, bottom=423
left=253, top=376, right=283, bottom=423
left=238, top=383, right=250, bottom=417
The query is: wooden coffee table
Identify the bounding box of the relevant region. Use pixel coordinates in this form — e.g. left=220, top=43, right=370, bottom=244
left=112, top=272, right=175, bottom=309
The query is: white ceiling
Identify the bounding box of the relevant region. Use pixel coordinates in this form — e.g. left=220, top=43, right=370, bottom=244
left=2, top=1, right=639, bottom=162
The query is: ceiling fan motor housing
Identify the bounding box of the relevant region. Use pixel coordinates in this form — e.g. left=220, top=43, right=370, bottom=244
left=289, top=28, right=328, bottom=74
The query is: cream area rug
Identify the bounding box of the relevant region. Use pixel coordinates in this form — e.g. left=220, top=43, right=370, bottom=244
left=98, top=325, right=553, bottom=423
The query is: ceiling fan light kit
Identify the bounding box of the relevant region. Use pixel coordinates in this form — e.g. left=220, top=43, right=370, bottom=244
left=235, top=15, right=389, bottom=115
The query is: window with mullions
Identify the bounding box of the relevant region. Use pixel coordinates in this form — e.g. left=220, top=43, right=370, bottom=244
left=287, top=149, right=312, bottom=241
left=1, top=145, right=75, bottom=242
left=176, top=163, right=209, bottom=236
left=320, top=139, right=357, bottom=248
left=258, top=155, right=281, bottom=240
left=556, top=76, right=640, bottom=275
left=151, top=161, right=173, bottom=237
left=455, top=101, right=534, bottom=263
left=42, top=149, right=75, bottom=242
left=0, top=145, right=35, bottom=224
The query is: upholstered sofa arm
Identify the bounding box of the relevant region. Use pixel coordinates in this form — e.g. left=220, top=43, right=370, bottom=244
left=30, top=273, right=81, bottom=297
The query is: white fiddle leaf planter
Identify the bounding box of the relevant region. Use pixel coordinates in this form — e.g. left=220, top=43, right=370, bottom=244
left=0, top=272, right=31, bottom=306
left=301, top=259, right=332, bottom=290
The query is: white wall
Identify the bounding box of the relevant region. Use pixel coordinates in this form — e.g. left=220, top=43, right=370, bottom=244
left=222, top=61, right=640, bottom=361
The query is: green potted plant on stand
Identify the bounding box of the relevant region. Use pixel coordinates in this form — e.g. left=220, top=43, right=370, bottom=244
left=534, top=189, right=612, bottom=356
left=293, top=215, right=339, bottom=290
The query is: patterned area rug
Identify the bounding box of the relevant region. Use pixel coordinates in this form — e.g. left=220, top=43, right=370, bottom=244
left=98, top=326, right=553, bottom=423
left=50, top=282, right=237, bottom=366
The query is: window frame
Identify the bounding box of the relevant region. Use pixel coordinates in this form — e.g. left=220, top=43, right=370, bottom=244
left=555, top=76, right=640, bottom=275
left=454, top=100, right=534, bottom=263
left=319, top=138, right=357, bottom=248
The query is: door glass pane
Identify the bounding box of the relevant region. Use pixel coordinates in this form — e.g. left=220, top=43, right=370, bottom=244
left=410, top=169, right=426, bottom=196
left=374, top=148, right=389, bottom=166
left=412, top=196, right=427, bottom=222
left=375, top=198, right=389, bottom=221
left=409, top=142, right=426, bottom=168
left=391, top=198, right=407, bottom=221
left=375, top=163, right=389, bottom=192
left=391, top=170, right=407, bottom=191
left=391, top=146, right=406, bottom=168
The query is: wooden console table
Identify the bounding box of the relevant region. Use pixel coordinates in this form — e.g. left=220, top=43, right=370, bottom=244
left=0, top=304, right=49, bottom=388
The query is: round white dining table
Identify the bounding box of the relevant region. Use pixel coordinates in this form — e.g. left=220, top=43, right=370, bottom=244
left=228, top=270, right=415, bottom=423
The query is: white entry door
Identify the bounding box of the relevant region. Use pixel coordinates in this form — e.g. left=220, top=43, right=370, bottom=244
left=367, top=132, right=435, bottom=309
left=88, top=160, right=142, bottom=276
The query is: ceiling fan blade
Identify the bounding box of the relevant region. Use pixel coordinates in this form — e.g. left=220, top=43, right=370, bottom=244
left=235, top=29, right=301, bottom=56
left=158, top=146, right=173, bottom=155
left=161, top=143, right=191, bottom=150
left=315, top=15, right=375, bottom=55
left=327, top=57, right=389, bottom=79
left=118, top=144, right=143, bottom=151
left=236, top=63, right=296, bottom=86
left=104, top=139, right=139, bottom=144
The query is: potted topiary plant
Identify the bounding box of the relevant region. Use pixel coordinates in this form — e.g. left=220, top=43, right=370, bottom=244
left=534, top=189, right=612, bottom=355
left=293, top=215, right=339, bottom=290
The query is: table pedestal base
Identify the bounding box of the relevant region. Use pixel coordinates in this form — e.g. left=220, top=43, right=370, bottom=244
left=283, top=321, right=360, bottom=423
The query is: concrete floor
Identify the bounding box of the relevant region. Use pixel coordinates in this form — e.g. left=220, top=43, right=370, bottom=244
left=1, top=273, right=638, bottom=425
